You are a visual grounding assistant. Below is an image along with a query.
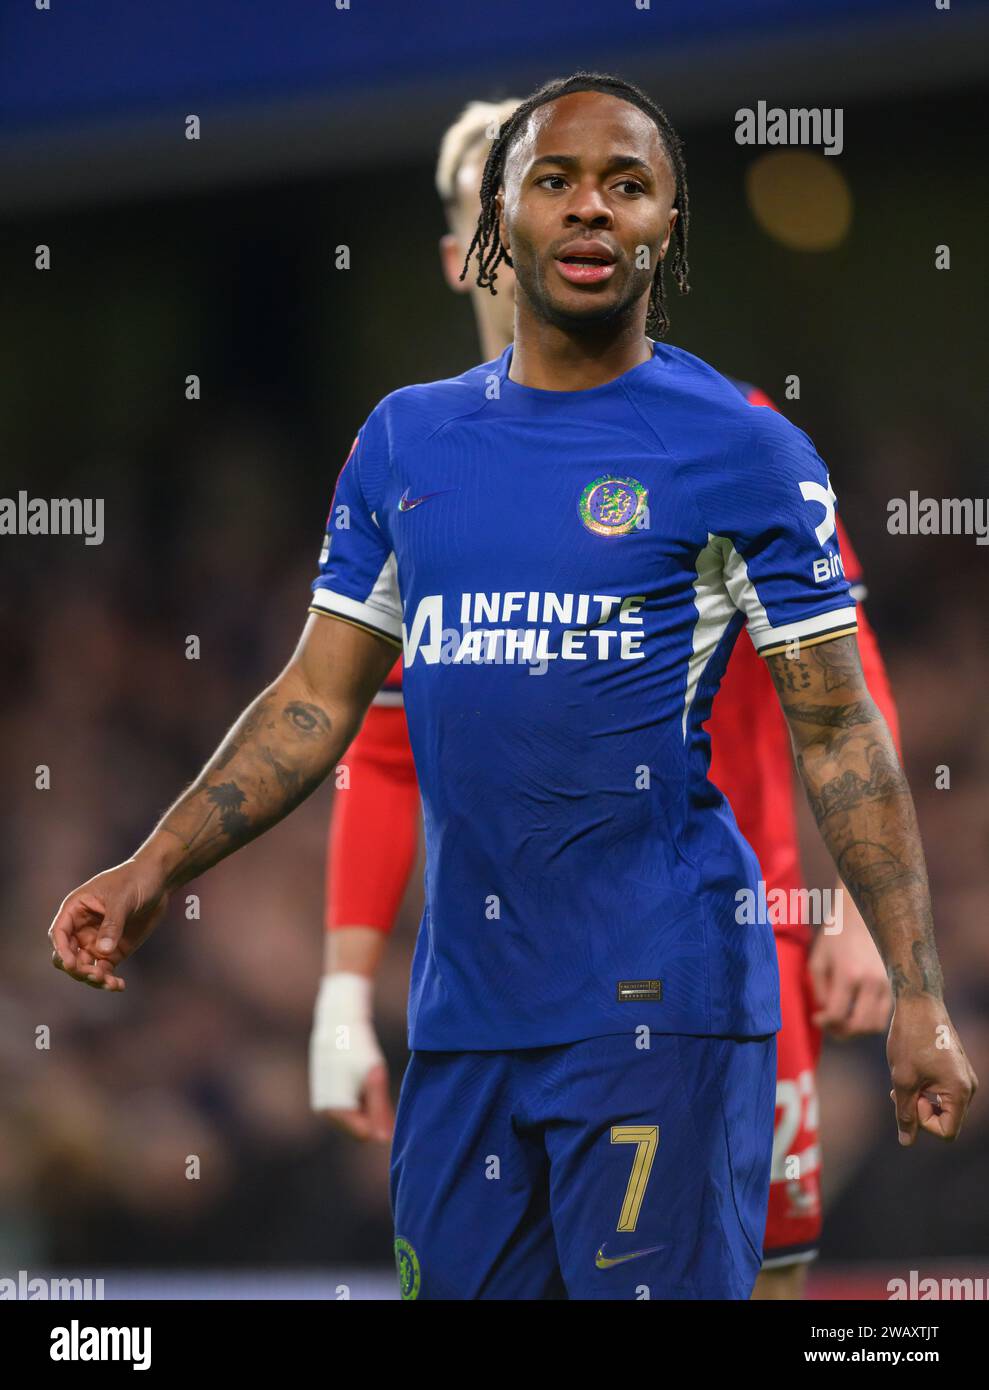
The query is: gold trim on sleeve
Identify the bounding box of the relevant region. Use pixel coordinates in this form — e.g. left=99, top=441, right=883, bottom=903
left=757, top=623, right=858, bottom=659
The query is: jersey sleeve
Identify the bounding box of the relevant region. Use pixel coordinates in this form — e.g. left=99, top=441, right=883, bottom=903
left=835, top=516, right=867, bottom=602
left=309, top=416, right=403, bottom=647
left=701, top=413, right=858, bottom=658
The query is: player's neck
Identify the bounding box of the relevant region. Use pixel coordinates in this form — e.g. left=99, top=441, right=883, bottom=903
left=508, top=309, right=651, bottom=392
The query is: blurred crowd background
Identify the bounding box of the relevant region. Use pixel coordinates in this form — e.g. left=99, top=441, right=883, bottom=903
left=2, top=0, right=988, bottom=1297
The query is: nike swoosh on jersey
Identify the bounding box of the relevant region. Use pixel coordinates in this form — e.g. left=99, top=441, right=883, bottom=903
left=594, top=1243, right=666, bottom=1269
left=398, top=487, right=451, bottom=511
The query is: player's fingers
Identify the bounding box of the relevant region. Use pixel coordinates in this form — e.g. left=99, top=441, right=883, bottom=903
left=85, top=900, right=125, bottom=958
left=915, top=1091, right=953, bottom=1141
left=49, top=890, right=125, bottom=970
left=62, top=891, right=129, bottom=960
left=891, top=1084, right=919, bottom=1146
left=80, top=957, right=113, bottom=988
left=362, top=1064, right=395, bottom=1143
left=87, top=959, right=125, bottom=990
left=57, top=959, right=113, bottom=990
left=52, top=950, right=92, bottom=984
left=52, top=951, right=93, bottom=985
left=77, top=948, right=124, bottom=988
left=812, top=973, right=855, bottom=1035
left=50, top=946, right=119, bottom=991
left=48, top=910, right=82, bottom=971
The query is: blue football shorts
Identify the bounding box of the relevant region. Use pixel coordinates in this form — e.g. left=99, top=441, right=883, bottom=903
left=390, top=1030, right=776, bottom=1300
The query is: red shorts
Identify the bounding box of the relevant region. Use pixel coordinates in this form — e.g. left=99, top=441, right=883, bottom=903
left=326, top=704, right=419, bottom=931
left=762, top=932, right=823, bottom=1266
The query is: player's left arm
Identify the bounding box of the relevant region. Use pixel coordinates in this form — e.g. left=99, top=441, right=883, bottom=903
left=766, top=633, right=977, bottom=1143
left=744, top=391, right=898, bottom=1037
left=810, top=572, right=899, bottom=1038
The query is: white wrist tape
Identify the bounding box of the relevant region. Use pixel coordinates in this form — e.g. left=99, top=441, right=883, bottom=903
left=309, top=972, right=384, bottom=1112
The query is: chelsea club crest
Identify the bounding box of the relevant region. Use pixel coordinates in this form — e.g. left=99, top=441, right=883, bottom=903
left=394, top=1237, right=421, bottom=1300
left=578, top=476, right=648, bottom=536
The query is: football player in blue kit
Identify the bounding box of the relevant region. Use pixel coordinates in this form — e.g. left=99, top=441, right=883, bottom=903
left=49, top=71, right=975, bottom=1300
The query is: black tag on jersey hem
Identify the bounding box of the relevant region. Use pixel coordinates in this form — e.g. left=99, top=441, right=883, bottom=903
left=617, top=979, right=662, bottom=1002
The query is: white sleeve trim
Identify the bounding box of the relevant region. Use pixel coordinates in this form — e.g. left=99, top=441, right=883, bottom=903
left=682, top=535, right=738, bottom=740
left=310, top=552, right=402, bottom=642
left=749, top=605, right=859, bottom=655
left=719, top=538, right=857, bottom=655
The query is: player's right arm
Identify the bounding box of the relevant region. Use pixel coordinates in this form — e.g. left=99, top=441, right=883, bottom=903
left=50, top=631, right=397, bottom=1000
left=51, top=411, right=406, bottom=991
left=48, top=610, right=398, bottom=991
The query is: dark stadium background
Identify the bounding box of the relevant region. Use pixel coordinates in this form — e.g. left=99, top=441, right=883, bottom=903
left=2, top=0, right=987, bottom=1299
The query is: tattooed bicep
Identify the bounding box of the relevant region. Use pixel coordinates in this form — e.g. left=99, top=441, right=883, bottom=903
left=764, top=634, right=867, bottom=703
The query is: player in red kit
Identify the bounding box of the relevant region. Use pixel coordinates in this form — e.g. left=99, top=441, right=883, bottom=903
left=309, top=100, right=899, bottom=1298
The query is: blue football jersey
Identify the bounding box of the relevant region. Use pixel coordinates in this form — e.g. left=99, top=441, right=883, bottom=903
left=310, top=341, right=857, bottom=1050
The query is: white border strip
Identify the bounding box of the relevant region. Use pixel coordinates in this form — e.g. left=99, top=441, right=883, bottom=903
left=752, top=605, right=859, bottom=654
left=310, top=586, right=402, bottom=642
left=682, top=534, right=738, bottom=740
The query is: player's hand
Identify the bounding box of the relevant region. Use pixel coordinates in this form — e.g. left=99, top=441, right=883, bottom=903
left=809, top=896, right=892, bottom=1039
left=309, top=973, right=394, bottom=1142
left=886, top=997, right=977, bottom=1145
left=48, top=855, right=171, bottom=991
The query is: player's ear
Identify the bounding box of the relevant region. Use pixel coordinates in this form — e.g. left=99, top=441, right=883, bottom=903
left=659, top=207, right=678, bottom=261
left=439, top=233, right=471, bottom=294
left=496, top=188, right=510, bottom=258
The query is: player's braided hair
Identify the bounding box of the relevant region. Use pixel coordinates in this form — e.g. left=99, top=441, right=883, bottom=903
left=460, top=71, right=690, bottom=338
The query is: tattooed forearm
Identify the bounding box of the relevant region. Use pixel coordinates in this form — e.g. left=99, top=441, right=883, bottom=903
left=283, top=701, right=332, bottom=739
left=214, top=695, right=275, bottom=770
left=770, top=635, right=943, bottom=1001
left=832, top=837, right=941, bottom=999
left=259, top=747, right=301, bottom=796
left=911, top=936, right=945, bottom=1000
left=780, top=699, right=875, bottom=733
left=836, top=838, right=919, bottom=902
left=154, top=681, right=342, bottom=885
left=799, top=739, right=910, bottom=822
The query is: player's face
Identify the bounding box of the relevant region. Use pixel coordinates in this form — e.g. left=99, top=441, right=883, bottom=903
left=498, top=91, right=677, bottom=331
